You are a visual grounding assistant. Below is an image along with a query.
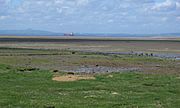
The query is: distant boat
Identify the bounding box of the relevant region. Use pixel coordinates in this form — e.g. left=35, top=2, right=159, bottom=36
left=64, top=32, right=74, bottom=36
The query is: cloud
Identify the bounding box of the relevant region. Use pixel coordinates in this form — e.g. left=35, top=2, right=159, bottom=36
left=177, top=16, right=180, bottom=20
left=176, top=2, right=180, bottom=9
left=0, top=15, right=9, bottom=20
left=151, top=0, right=179, bottom=11
left=0, top=0, right=180, bottom=33
left=107, top=19, right=114, bottom=23
left=13, top=0, right=90, bottom=17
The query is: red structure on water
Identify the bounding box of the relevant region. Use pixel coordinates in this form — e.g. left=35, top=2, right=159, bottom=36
left=64, top=32, right=74, bottom=36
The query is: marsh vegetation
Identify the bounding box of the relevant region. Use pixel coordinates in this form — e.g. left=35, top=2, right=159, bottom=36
left=0, top=37, right=180, bottom=107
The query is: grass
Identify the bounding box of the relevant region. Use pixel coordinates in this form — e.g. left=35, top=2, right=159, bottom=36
left=0, top=64, right=180, bottom=108
left=0, top=47, right=179, bottom=74
left=0, top=46, right=179, bottom=107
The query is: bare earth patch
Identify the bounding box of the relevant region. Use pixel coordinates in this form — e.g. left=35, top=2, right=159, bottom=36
left=52, top=75, right=95, bottom=82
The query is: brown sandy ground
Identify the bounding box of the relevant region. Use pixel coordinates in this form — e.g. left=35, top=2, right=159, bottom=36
left=52, top=75, right=95, bottom=82
left=0, top=36, right=180, bottom=54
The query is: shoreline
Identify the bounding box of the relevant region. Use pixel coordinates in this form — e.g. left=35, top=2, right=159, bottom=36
left=0, top=35, right=180, bottom=41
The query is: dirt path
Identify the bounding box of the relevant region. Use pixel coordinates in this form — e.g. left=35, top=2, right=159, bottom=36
left=52, top=75, right=95, bottom=82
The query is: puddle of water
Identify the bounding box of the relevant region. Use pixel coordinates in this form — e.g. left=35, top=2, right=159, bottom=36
left=175, top=58, right=180, bottom=60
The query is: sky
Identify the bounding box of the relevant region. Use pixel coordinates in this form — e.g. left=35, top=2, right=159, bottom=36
left=0, top=0, right=180, bottom=34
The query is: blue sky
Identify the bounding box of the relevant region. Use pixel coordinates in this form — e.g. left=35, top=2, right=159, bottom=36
left=0, top=0, right=180, bottom=34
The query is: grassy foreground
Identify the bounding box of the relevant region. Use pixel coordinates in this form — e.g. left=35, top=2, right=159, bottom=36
left=0, top=65, right=180, bottom=108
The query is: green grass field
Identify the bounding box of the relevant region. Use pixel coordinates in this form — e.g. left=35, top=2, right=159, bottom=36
left=0, top=64, right=180, bottom=108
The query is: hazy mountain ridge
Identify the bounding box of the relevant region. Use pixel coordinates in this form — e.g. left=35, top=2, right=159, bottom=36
left=0, top=29, right=63, bottom=36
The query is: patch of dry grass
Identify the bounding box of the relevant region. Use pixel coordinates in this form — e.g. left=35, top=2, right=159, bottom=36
left=52, top=75, right=95, bottom=82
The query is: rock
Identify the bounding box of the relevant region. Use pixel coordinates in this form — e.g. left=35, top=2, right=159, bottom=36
left=53, top=70, right=58, bottom=73
left=112, top=92, right=118, bottom=95
left=150, top=53, right=154, bottom=56
left=156, top=65, right=161, bottom=67
left=72, top=52, right=76, bottom=54
left=67, top=72, right=75, bottom=75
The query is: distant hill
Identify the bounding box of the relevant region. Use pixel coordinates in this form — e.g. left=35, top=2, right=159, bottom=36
left=0, top=29, right=180, bottom=37
left=0, top=29, right=63, bottom=36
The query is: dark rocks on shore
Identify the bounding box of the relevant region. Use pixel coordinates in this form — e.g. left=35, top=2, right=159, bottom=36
left=72, top=52, right=76, bottom=54
left=67, top=72, right=75, bottom=75
left=62, top=66, right=140, bottom=74
left=18, top=67, right=39, bottom=72
left=53, top=70, right=58, bottom=73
